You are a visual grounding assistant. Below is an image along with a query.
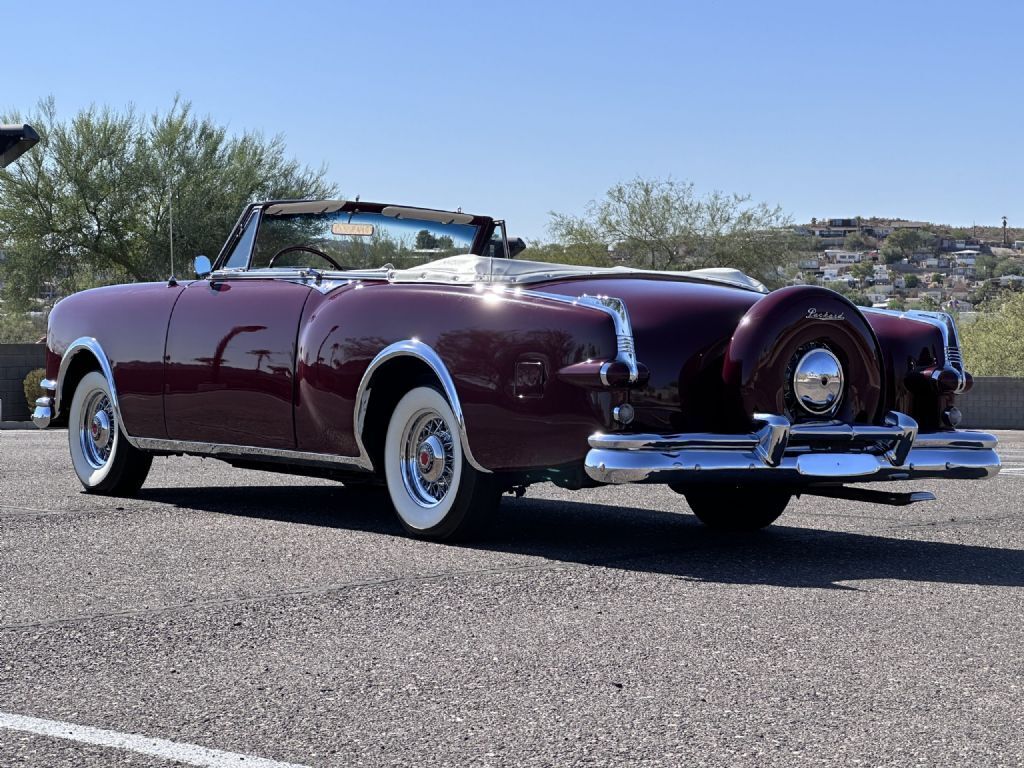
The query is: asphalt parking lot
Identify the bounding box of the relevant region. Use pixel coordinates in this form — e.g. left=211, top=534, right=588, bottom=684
left=1, top=429, right=1023, bottom=767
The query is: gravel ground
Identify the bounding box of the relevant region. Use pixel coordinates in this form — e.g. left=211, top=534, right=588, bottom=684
left=1, top=429, right=1022, bottom=767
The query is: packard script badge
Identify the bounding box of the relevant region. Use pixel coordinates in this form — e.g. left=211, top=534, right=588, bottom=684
left=806, top=308, right=845, bottom=321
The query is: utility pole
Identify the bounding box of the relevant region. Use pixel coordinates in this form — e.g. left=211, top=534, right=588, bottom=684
left=1003, top=216, right=1009, bottom=246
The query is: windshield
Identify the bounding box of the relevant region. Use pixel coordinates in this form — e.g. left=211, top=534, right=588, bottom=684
left=249, top=210, right=480, bottom=271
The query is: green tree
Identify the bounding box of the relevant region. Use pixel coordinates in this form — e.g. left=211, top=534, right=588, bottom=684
left=519, top=240, right=615, bottom=267
left=850, top=261, right=874, bottom=281
left=548, top=177, right=796, bottom=286
left=843, top=231, right=877, bottom=251
left=903, top=274, right=920, bottom=289
left=960, top=292, right=1024, bottom=375
left=881, top=228, right=934, bottom=263
left=415, top=229, right=437, bottom=250
left=0, top=97, right=337, bottom=308
left=973, top=253, right=996, bottom=278
left=0, top=309, right=44, bottom=343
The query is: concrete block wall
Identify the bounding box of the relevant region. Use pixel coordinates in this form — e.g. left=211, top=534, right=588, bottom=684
left=957, top=377, right=1024, bottom=430
left=0, top=343, right=46, bottom=421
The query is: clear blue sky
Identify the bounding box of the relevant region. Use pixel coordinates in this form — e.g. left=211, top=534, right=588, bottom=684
left=5, top=0, right=1022, bottom=240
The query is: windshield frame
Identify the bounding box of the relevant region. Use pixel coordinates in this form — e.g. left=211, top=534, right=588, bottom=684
left=212, top=200, right=503, bottom=273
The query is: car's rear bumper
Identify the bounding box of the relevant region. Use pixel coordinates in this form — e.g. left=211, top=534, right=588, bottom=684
left=584, top=411, right=1000, bottom=486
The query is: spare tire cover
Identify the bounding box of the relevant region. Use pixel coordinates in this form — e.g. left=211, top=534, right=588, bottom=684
left=722, top=286, right=883, bottom=423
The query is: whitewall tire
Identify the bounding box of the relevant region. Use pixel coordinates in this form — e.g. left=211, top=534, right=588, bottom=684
left=383, top=385, right=498, bottom=540
left=68, top=370, right=152, bottom=495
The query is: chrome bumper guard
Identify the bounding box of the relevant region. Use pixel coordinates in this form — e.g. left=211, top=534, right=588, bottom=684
left=31, top=379, right=57, bottom=429
left=585, top=411, right=1000, bottom=485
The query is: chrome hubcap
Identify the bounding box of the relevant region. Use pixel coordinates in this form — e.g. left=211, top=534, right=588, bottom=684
left=400, top=411, right=455, bottom=507
left=416, top=434, right=445, bottom=483
left=80, top=390, right=115, bottom=469
left=793, top=347, right=844, bottom=415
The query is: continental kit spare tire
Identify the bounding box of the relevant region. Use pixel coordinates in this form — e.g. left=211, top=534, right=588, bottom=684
left=721, top=286, right=883, bottom=424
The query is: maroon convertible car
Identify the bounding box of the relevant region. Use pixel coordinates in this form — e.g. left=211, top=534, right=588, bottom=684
left=32, top=199, right=1000, bottom=539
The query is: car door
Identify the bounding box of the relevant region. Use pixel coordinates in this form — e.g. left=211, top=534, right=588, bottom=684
left=163, top=276, right=313, bottom=448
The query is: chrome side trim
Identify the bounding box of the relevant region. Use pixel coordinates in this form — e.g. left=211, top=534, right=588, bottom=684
left=207, top=268, right=353, bottom=295
left=52, top=336, right=486, bottom=475
left=353, top=339, right=490, bottom=474
left=521, top=290, right=639, bottom=383
left=130, top=437, right=372, bottom=472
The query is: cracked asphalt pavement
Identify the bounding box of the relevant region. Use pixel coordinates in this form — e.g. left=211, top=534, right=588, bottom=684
left=1, top=429, right=1023, bottom=766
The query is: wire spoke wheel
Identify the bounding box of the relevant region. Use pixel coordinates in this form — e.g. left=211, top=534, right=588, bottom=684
left=68, top=370, right=152, bottom=496
left=78, top=389, right=116, bottom=469
left=383, top=385, right=499, bottom=540
left=400, top=411, right=456, bottom=507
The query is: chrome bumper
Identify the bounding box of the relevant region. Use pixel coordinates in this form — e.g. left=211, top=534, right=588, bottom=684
left=585, top=411, right=1000, bottom=485
left=31, top=379, right=57, bottom=429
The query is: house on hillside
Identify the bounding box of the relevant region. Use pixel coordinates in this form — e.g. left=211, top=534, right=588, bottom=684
left=823, top=249, right=862, bottom=264
left=950, top=249, right=979, bottom=277
left=808, top=219, right=861, bottom=245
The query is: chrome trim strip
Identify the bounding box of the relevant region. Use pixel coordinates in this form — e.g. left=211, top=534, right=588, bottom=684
left=130, top=437, right=372, bottom=471
left=40, top=378, right=57, bottom=392
left=52, top=336, right=487, bottom=476
left=353, top=339, right=491, bottom=474
left=209, top=267, right=389, bottom=283
left=207, top=268, right=354, bottom=295
left=521, top=290, right=639, bottom=383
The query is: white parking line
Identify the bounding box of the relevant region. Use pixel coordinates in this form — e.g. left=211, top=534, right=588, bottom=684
left=0, top=712, right=310, bottom=768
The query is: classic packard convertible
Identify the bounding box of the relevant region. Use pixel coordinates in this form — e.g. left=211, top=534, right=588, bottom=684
left=32, top=200, right=1000, bottom=539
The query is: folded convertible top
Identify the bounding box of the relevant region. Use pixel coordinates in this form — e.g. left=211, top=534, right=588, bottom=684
left=388, top=254, right=768, bottom=293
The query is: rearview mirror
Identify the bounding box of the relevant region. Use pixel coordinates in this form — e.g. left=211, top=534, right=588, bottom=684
left=194, top=255, right=212, bottom=278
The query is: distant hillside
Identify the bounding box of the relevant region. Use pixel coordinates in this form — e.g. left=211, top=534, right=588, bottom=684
left=807, top=216, right=1024, bottom=244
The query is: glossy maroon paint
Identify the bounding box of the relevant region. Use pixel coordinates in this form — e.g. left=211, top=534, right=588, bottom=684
left=44, top=268, right=958, bottom=476
left=293, top=283, right=616, bottom=470
left=723, top=286, right=884, bottom=424
left=45, top=281, right=186, bottom=436
left=164, top=278, right=313, bottom=448
left=862, top=311, right=948, bottom=431
left=537, top=277, right=763, bottom=433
